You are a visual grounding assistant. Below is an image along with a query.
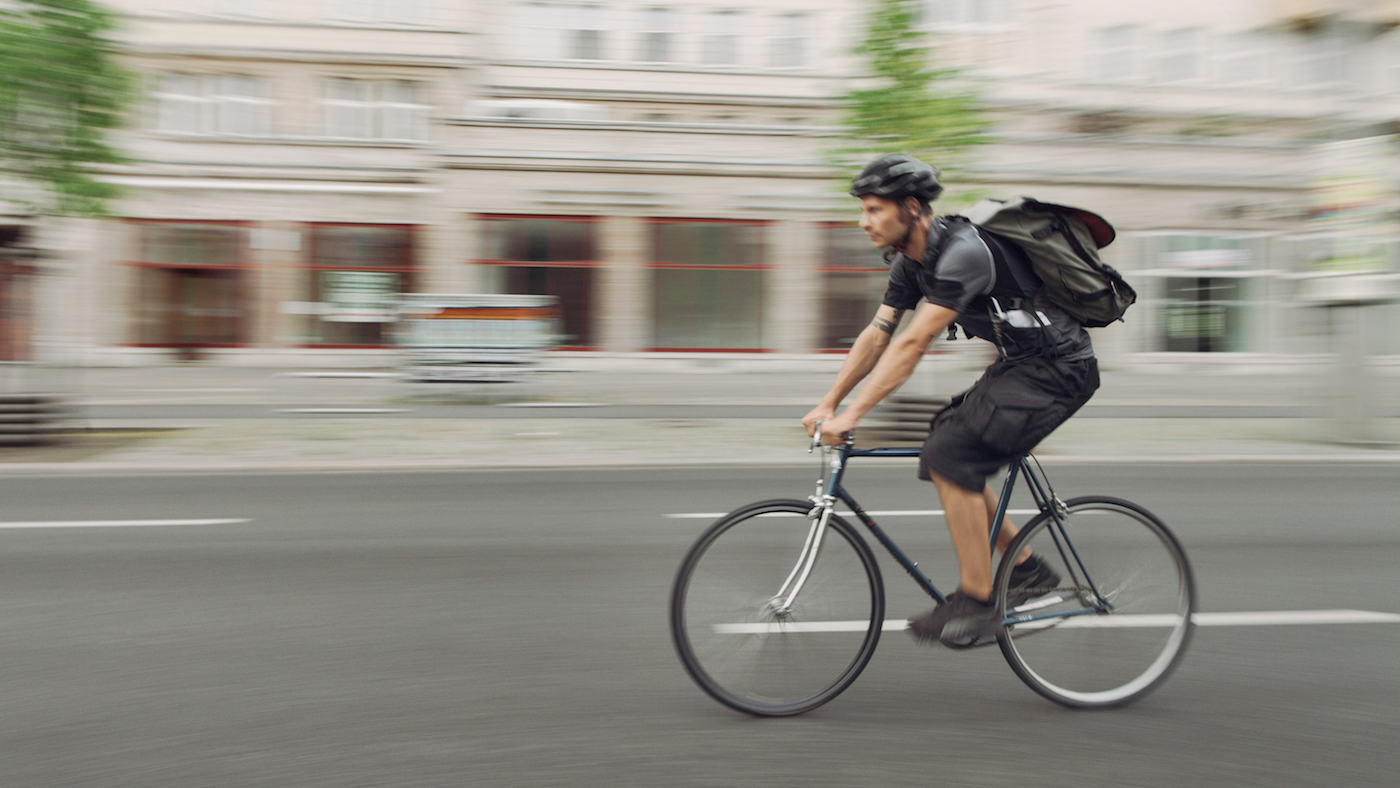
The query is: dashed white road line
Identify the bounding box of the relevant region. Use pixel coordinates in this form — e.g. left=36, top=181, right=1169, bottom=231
left=0, top=519, right=251, bottom=529
left=496, top=402, right=604, bottom=408
left=1193, top=609, right=1400, bottom=626
left=667, top=509, right=1041, bottom=520
left=712, top=609, right=1400, bottom=634
left=276, top=408, right=411, bottom=414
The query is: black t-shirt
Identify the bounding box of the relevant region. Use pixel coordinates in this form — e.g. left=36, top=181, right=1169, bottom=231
left=882, top=217, right=1095, bottom=362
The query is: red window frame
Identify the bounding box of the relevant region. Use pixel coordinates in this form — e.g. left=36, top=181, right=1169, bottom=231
left=300, top=222, right=418, bottom=348
left=121, top=219, right=253, bottom=348
left=471, top=214, right=603, bottom=349
left=645, top=217, right=771, bottom=352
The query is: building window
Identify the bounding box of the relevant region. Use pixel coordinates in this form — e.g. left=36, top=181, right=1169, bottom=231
left=1290, top=31, right=1354, bottom=92
left=1141, top=234, right=1261, bottom=353
left=305, top=225, right=415, bottom=346
left=152, top=75, right=273, bottom=136
left=649, top=220, right=767, bottom=350
left=702, top=10, right=740, bottom=66
left=925, top=0, right=1010, bottom=27
left=127, top=222, right=251, bottom=348
left=0, top=227, right=37, bottom=361
left=1156, top=28, right=1203, bottom=83
left=329, top=0, right=430, bottom=24
left=1093, top=25, right=1140, bottom=82
left=524, top=2, right=607, bottom=60
left=819, top=224, right=889, bottom=350
left=186, top=0, right=274, bottom=18
left=322, top=79, right=429, bottom=140
left=771, top=12, right=809, bottom=68
left=1384, top=29, right=1400, bottom=95
left=1214, top=31, right=1272, bottom=88
left=475, top=217, right=599, bottom=347
left=1161, top=277, right=1246, bottom=353
left=565, top=3, right=606, bottom=60
left=639, top=7, right=675, bottom=62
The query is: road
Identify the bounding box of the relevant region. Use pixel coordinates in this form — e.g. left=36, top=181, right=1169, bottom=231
left=0, top=464, right=1397, bottom=787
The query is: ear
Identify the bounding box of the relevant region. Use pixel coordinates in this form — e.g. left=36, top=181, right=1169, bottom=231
left=903, top=196, right=921, bottom=217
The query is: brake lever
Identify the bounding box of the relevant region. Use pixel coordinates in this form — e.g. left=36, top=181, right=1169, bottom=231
left=809, top=420, right=854, bottom=453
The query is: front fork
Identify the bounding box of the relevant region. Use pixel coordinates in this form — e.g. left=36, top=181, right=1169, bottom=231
left=767, top=494, right=836, bottom=616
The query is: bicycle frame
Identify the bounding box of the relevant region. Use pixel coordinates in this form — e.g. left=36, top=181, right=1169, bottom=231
left=792, top=442, right=1113, bottom=623
left=672, top=432, right=1194, bottom=715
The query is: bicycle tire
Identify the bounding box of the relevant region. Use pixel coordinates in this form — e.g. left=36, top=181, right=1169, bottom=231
left=670, top=499, right=885, bottom=716
left=995, top=496, right=1195, bottom=708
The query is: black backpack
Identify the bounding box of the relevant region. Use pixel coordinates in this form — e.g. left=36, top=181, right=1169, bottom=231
left=958, top=197, right=1135, bottom=328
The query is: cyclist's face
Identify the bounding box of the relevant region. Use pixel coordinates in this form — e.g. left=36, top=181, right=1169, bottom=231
left=858, top=194, right=912, bottom=249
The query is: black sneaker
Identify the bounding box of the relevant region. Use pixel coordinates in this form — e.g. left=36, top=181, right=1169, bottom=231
left=908, top=591, right=1000, bottom=649
left=1006, top=556, right=1062, bottom=609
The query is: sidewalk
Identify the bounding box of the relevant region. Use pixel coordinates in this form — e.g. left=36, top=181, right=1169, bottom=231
left=3, top=355, right=1399, bottom=473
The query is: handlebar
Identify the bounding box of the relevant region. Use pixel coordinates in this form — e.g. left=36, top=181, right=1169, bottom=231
left=809, top=420, right=853, bottom=453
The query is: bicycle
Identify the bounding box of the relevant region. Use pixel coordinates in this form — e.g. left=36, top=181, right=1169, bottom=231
left=669, top=427, right=1196, bottom=716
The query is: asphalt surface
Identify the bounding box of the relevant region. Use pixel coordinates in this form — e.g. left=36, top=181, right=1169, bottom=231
left=1, top=465, right=1396, bottom=787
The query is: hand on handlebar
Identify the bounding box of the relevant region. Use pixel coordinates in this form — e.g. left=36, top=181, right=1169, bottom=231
left=817, top=412, right=857, bottom=447
left=802, top=405, right=833, bottom=438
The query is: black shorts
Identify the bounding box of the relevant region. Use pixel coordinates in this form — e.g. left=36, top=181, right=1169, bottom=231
left=918, top=356, right=1099, bottom=492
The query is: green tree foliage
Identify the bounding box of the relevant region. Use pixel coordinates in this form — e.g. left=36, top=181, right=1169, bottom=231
left=0, top=0, right=133, bottom=216
left=838, top=0, right=988, bottom=175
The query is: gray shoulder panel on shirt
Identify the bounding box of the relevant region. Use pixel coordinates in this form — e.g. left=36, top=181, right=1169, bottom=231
left=932, top=227, right=996, bottom=302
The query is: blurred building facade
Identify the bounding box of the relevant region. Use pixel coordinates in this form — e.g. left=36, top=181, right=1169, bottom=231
left=14, top=0, right=1400, bottom=365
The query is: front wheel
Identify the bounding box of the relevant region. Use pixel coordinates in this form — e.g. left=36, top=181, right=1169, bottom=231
left=995, top=496, right=1195, bottom=708
left=670, top=499, right=885, bottom=716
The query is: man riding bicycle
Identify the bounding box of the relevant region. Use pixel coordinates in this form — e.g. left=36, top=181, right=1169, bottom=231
left=803, top=153, right=1100, bottom=648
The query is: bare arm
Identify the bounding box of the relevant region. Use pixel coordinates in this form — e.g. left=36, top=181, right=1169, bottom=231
left=819, top=302, right=959, bottom=444
left=802, top=304, right=905, bottom=435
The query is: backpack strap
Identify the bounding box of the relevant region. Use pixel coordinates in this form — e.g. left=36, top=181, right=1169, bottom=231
left=925, top=217, right=968, bottom=341
left=974, top=226, right=1073, bottom=370
left=975, top=226, right=1039, bottom=307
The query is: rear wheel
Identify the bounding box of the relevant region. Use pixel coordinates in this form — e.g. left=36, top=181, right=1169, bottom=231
left=670, top=499, right=884, bottom=716
left=995, top=496, right=1195, bottom=708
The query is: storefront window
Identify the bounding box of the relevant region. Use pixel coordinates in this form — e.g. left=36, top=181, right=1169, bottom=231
left=128, top=222, right=250, bottom=348
left=1140, top=234, right=1260, bottom=353
left=0, top=226, right=36, bottom=361
left=819, top=223, right=889, bottom=349
left=476, top=216, right=598, bottom=347
left=1161, top=277, right=1244, bottom=352
left=306, top=225, right=414, bottom=346
left=649, top=220, right=766, bottom=350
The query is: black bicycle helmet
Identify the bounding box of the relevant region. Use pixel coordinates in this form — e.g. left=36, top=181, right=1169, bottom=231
left=849, top=153, right=943, bottom=205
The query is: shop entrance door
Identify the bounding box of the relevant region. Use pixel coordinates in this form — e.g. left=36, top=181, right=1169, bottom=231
left=135, top=267, right=245, bottom=350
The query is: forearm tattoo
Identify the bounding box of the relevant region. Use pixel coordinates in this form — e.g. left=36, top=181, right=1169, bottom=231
left=871, top=310, right=904, bottom=335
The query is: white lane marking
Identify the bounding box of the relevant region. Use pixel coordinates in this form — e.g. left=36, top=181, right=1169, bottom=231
left=496, top=402, right=603, bottom=408
left=276, top=372, right=400, bottom=379
left=1194, top=610, right=1400, bottom=626
left=0, top=519, right=251, bottom=529
left=667, top=509, right=1042, bottom=520
left=276, top=408, right=410, bottom=414
left=132, top=388, right=263, bottom=393
left=711, top=609, right=1400, bottom=634
left=715, top=621, right=888, bottom=634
